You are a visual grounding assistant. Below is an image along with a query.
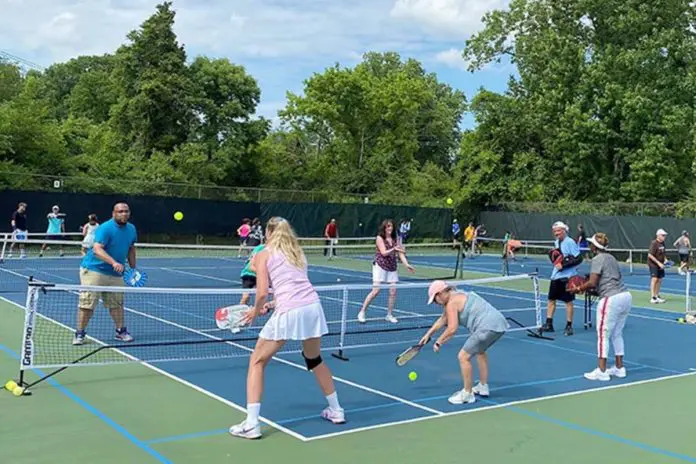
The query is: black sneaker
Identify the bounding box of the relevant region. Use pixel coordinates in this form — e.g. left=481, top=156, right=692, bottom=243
left=542, top=321, right=554, bottom=332
left=564, top=325, right=574, bottom=336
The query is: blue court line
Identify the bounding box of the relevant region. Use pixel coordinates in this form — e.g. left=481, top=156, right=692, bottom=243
left=0, top=343, right=171, bottom=464
left=140, top=368, right=649, bottom=445
left=479, top=396, right=696, bottom=463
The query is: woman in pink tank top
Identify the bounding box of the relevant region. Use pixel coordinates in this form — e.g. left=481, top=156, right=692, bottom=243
left=229, top=217, right=346, bottom=440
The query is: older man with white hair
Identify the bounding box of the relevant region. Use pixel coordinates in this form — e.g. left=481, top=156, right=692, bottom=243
left=543, top=221, right=583, bottom=336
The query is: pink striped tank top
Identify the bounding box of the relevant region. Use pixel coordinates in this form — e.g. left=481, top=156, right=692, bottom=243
left=266, top=249, right=319, bottom=313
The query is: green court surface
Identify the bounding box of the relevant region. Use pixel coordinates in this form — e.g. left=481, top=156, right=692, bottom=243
left=2, top=287, right=696, bottom=464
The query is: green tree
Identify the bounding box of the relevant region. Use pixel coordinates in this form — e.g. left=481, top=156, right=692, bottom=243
left=110, top=1, right=194, bottom=156
left=463, top=0, right=696, bottom=203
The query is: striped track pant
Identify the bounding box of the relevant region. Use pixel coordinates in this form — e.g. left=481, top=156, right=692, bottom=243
left=596, top=291, right=632, bottom=359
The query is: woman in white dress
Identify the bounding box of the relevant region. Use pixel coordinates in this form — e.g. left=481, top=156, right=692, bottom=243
left=80, top=214, right=99, bottom=256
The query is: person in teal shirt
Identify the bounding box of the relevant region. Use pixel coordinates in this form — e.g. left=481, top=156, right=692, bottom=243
left=240, top=244, right=265, bottom=305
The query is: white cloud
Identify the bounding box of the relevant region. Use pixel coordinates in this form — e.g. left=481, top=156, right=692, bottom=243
left=390, top=0, right=508, bottom=38
left=434, top=47, right=469, bottom=70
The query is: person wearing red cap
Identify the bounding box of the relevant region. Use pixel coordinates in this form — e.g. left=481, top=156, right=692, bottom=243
left=418, top=280, right=508, bottom=405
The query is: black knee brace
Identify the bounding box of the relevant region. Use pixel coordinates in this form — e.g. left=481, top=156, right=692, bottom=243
left=303, top=352, right=322, bottom=371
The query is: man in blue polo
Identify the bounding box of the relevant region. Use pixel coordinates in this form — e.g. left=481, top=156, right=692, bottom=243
left=73, top=202, right=137, bottom=345
left=543, top=221, right=583, bottom=336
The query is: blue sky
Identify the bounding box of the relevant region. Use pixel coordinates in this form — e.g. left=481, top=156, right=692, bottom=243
left=0, top=0, right=514, bottom=129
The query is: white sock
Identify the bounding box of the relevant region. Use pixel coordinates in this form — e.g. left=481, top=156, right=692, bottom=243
left=246, top=403, right=261, bottom=426
left=326, top=392, right=342, bottom=411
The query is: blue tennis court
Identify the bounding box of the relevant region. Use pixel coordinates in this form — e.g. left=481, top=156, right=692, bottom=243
left=4, top=246, right=695, bottom=441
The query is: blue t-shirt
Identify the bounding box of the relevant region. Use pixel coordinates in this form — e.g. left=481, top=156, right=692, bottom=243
left=80, top=218, right=138, bottom=276
left=551, top=236, right=580, bottom=280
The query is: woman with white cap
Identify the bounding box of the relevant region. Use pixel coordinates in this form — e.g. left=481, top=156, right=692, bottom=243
left=569, top=232, right=632, bottom=381
left=418, top=280, right=508, bottom=405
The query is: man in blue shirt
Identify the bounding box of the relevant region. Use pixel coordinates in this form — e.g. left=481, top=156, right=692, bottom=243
left=543, top=221, right=583, bottom=336
left=73, top=202, right=137, bottom=345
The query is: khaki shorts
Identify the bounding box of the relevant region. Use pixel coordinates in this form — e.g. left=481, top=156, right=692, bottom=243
left=79, top=268, right=124, bottom=311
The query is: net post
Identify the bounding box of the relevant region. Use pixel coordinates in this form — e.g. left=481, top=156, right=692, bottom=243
left=0, top=232, right=8, bottom=263
left=686, top=270, right=692, bottom=318
left=15, top=284, right=40, bottom=395
left=331, top=286, right=350, bottom=361
left=629, top=250, right=634, bottom=275
left=525, top=272, right=553, bottom=340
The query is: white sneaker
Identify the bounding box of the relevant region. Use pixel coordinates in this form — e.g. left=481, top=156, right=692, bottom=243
left=229, top=420, right=262, bottom=439
left=607, top=366, right=626, bottom=378
left=385, top=314, right=398, bottom=323
left=651, top=296, right=666, bottom=304
left=472, top=382, right=490, bottom=397
left=320, top=407, right=346, bottom=424
left=72, top=331, right=86, bottom=345
left=357, top=311, right=366, bottom=323
left=584, top=368, right=610, bottom=381
left=448, top=389, right=476, bottom=405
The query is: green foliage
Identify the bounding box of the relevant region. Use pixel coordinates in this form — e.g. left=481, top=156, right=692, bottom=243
left=2, top=0, right=694, bottom=213
left=463, top=0, right=696, bottom=204
left=276, top=51, right=467, bottom=205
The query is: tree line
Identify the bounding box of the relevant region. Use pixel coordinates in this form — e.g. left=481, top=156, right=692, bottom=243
left=1, top=0, right=694, bottom=212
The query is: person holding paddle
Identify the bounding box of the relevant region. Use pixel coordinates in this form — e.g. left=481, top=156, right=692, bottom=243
left=416, top=280, right=508, bottom=405
left=229, top=216, right=345, bottom=440
left=73, top=202, right=137, bottom=345
left=568, top=233, right=632, bottom=381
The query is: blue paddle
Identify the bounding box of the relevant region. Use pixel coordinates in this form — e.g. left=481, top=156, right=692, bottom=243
left=123, top=267, right=148, bottom=287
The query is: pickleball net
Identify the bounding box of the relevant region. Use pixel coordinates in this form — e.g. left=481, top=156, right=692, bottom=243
left=11, top=273, right=543, bottom=392
left=0, top=237, right=463, bottom=293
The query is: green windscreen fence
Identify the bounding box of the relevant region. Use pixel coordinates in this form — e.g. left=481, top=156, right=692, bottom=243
left=261, top=202, right=452, bottom=238
left=2, top=190, right=453, bottom=240
left=479, top=211, right=696, bottom=249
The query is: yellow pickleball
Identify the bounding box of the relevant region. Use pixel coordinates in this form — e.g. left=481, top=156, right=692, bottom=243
left=174, top=211, right=184, bottom=221
left=446, top=198, right=453, bottom=205
left=408, top=371, right=418, bottom=381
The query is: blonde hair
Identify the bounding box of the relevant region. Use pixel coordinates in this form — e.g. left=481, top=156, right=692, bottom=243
left=265, top=217, right=306, bottom=269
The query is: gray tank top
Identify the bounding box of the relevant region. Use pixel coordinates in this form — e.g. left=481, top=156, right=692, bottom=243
left=458, top=291, right=508, bottom=333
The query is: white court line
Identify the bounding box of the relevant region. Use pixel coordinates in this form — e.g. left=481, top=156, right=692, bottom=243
left=0, top=295, right=308, bottom=442
left=304, top=370, right=696, bottom=441
left=161, top=267, right=236, bottom=283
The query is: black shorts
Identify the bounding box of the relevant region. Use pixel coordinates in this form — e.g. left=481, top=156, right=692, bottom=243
left=649, top=267, right=665, bottom=279
left=548, top=278, right=574, bottom=303
left=241, top=276, right=256, bottom=289
left=679, top=253, right=689, bottom=264
left=47, top=234, right=64, bottom=241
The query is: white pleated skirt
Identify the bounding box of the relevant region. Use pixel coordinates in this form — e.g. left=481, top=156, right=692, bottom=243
left=259, top=301, right=329, bottom=341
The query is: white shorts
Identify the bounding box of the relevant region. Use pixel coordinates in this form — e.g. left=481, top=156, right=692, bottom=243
left=12, top=229, right=27, bottom=241
left=372, top=264, right=399, bottom=283
left=596, top=291, right=632, bottom=358
left=259, top=301, right=329, bottom=341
